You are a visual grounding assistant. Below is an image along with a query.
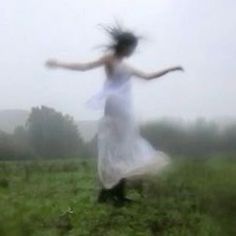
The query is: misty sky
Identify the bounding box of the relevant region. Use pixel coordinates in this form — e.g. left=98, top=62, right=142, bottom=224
left=1, top=0, right=236, bottom=122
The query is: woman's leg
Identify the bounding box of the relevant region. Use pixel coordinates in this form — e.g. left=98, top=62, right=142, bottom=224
left=98, top=179, right=133, bottom=206
left=97, top=179, right=126, bottom=203
left=110, top=179, right=126, bottom=201
left=97, top=188, right=112, bottom=203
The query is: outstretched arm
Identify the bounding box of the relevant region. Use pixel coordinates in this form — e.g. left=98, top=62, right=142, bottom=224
left=130, top=65, right=184, bottom=80
left=45, top=56, right=107, bottom=71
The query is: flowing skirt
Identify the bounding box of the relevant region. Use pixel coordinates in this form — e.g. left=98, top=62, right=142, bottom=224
left=97, top=92, right=170, bottom=189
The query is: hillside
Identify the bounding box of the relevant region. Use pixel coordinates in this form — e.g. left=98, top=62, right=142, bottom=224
left=0, top=109, right=29, bottom=133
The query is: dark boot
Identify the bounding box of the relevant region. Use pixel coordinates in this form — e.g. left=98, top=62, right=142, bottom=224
left=98, top=179, right=133, bottom=206
left=97, top=184, right=123, bottom=204
left=111, top=179, right=133, bottom=207
left=97, top=188, right=112, bottom=203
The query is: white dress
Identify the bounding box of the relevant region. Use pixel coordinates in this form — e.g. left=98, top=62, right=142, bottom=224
left=87, top=62, right=170, bottom=189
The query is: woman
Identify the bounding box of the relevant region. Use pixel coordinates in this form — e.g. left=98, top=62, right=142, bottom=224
left=46, top=25, right=184, bottom=206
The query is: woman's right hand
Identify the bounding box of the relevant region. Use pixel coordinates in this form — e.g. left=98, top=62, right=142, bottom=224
left=45, top=59, right=59, bottom=69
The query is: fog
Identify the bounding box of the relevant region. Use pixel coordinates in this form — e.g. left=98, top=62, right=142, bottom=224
left=1, top=0, right=236, bottom=122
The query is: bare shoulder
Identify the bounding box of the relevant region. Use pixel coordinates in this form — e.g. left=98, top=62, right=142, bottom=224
left=101, top=53, right=113, bottom=65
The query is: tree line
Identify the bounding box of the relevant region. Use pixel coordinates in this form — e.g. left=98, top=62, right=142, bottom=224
left=0, top=106, right=85, bottom=160
left=0, top=106, right=236, bottom=161
left=140, top=118, right=236, bottom=157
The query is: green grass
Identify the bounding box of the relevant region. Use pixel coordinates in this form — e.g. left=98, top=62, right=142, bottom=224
left=0, top=155, right=235, bottom=236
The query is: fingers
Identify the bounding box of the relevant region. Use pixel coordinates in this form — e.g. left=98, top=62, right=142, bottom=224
left=45, top=59, right=58, bottom=68
left=175, top=66, right=184, bottom=72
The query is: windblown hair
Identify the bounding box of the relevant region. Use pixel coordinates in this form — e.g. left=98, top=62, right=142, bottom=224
left=101, top=24, right=139, bottom=56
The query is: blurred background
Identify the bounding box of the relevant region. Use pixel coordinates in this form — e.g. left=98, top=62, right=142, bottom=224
left=1, top=0, right=236, bottom=159
left=1, top=1, right=236, bottom=236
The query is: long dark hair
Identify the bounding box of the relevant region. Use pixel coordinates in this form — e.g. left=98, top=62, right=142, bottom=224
left=101, top=24, right=139, bottom=56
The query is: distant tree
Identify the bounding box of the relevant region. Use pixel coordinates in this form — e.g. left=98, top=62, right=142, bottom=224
left=86, top=134, right=98, bottom=158
left=27, top=106, right=83, bottom=159
left=185, top=118, right=220, bottom=156
left=0, top=131, right=14, bottom=160
left=13, top=126, right=29, bottom=147
left=13, top=126, right=34, bottom=159
left=222, top=124, right=236, bottom=153
left=140, top=118, right=235, bottom=157
left=140, top=120, right=187, bottom=154
left=0, top=129, right=33, bottom=160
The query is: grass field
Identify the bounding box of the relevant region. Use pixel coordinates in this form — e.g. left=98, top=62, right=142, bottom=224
left=0, top=155, right=235, bottom=236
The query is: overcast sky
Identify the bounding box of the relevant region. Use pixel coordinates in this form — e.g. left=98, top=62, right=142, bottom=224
left=1, top=0, right=236, bottom=122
